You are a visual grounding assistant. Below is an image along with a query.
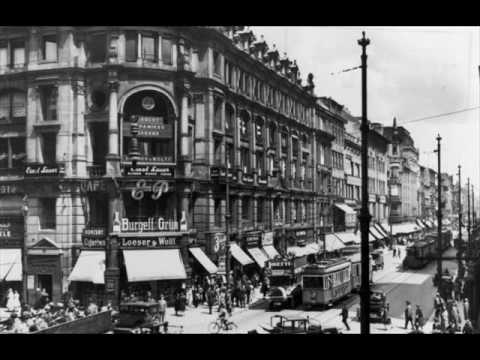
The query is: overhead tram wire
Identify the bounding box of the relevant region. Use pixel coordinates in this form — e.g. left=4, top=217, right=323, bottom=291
left=398, top=106, right=480, bottom=125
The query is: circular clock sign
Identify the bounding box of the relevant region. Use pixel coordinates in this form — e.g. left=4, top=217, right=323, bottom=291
left=142, top=96, right=156, bottom=111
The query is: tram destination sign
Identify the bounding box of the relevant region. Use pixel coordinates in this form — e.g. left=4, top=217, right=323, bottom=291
left=269, top=259, right=293, bottom=276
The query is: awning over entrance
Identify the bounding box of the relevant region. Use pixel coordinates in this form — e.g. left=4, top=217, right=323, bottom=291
left=189, top=247, right=218, bottom=274
left=229, top=243, right=254, bottom=266
left=286, top=246, right=309, bottom=257
left=68, top=251, right=105, bottom=284
left=123, top=249, right=187, bottom=282
left=320, top=234, right=346, bottom=252
left=0, top=248, right=22, bottom=282
left=375, top=223, right=390, bottom=237
left=262, top=245, right=280, bottom=260
left=334, top=231, right=360, bottom=245
left=370, top=226, right=386, bottom=240
left=416, top=219, right=427, bottom=229
left=334, top=203, right=357, bottom=214
left=246, top=247, right=269, bottom=268
left=391, top=222, right=422, bottom=235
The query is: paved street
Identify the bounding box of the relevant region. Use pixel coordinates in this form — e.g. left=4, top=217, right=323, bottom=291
left=163, top=245, right=462, bottom=333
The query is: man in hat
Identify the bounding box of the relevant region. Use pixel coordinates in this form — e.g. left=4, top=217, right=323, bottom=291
left=404, top=301, right=414, bottom=330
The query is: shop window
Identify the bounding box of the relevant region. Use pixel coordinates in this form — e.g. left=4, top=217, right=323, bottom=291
left=39, top=198, right=56, bottom=229
left=42, top=35, right=57, bottom=62
left=40, top=85, right=57, bottom=121
left=240, top=147, right=249, bottom=173
left=214, top=198, right=222, bottom=227
left=213, top=50, right=221, bottom=76
left=88, top=34, right=107, bottom=63
left=125, top=31, right=138, bottom=62
left=141, top=34, right=157, bottom=62
left=242, top=197, right=250, bottom=221
left=161, top=38, right=173, bottom=65
left=41, top=133, right=57, bottom=165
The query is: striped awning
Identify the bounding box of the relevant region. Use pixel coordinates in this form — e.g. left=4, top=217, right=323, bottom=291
left=391, top=222, right=422, bottom=235
left=319, top=234, right=346, bottom=252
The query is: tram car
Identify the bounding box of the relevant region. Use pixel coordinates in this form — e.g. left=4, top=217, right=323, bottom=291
left=301, top=257, right=352, bottom=308
left=403, top=229, right=452, bottom=269
left=346, top=252, right=373, bottom=292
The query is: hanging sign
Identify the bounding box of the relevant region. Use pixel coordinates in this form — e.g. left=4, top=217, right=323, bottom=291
left=120, top=217, right=185, bottom=233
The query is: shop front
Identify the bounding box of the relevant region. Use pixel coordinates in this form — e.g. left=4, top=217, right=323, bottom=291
left=285, top=228, right=316, bottom=258
left=261, top=231, right=280, bottom=261
left=0, top=215, right=24, bottom=305
left=243, top=230, right=268, bottom=275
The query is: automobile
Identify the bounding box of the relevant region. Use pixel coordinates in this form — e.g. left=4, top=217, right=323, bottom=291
left=357, top=291, right=390, bottom=323
left=259, top=315, right=340, bottom=334
left=113, top=301, right=162, bottom=334
left=267, top=284, right=302, bottom=310
left=371, top=249, right=384, bottom=270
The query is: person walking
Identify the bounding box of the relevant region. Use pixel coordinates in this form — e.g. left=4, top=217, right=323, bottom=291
left=382, top=303, right=390, bottom=330
left=239, top=282, right=246, bottom=308
left=392, top=247, right=397, bottom=258
left=158, top=294, right=167, bottom=324
left=463, top=298, right=470, bottom=321
left=206, top=286, right=216, bottom=315
left=341, top=305, right=350, bottom=331
left=441, top=306, right=449, bottom=332
left=463, top=319, right=474, bottom=334
left=404, top=301, right=414, bottom=330
left=246, top=280, right=253, bottom=305
left=433, top=293, right=442, bottom=317
left=415, top=305, right=424, bottom=331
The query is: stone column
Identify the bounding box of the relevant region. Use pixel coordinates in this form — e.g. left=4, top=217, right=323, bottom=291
left=178, top=83, right=191, bottom=177
left=72, top=80, right=86, bottom=177
left=106, top=80, right=120, bottom=177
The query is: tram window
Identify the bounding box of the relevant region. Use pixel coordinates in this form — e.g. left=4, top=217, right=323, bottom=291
left=303, top=276, right=324, bottom=289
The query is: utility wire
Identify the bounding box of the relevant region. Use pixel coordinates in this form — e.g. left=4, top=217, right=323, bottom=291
left=398, top=106, right=480, bottom=125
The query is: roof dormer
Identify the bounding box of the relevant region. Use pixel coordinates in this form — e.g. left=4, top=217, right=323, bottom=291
left=280, top=52, right=290, bottom=76
left=253, top=34, right=268, bottom=61
left=267, top=43, right=280, bottom=69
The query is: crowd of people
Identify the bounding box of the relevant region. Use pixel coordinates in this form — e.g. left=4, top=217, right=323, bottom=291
left=0, top=288, right=111, bottom=334
left=431, top=292, right=473, bottom=333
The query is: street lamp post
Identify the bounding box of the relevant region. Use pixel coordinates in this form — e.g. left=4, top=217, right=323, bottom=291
left=434, top=135, right=442, bottom=290
left=22, top=196, right=29, bottom=306
left=358, top=31, right=371, bottom=335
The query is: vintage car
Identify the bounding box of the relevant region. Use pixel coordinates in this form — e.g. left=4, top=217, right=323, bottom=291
left=259, top=315, right=339, bottom=334
left=113, top=301, right=162, bottom=334
left=356, top=291, right=391, bottom=323
left=371, top=249, right=384, bottom=270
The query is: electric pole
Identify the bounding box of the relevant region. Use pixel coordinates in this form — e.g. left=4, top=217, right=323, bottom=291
left=358, top=31, right=371, bottom=335
left=434, top=135, right=442, bottom=289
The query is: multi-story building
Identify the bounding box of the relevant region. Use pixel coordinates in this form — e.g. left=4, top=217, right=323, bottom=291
left=441, top=173, right=454, bottom=222
left=419, top=165, right=437, bottom=221
left=343, top=112, right=361, bottom=213
left=0, top=26, right=337, bottom=306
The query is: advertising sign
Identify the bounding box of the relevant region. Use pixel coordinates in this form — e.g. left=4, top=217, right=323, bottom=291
left=82, top=227, right=107, bottom=249
left=210, top=167, right=226, bottom=178
left=0, top=217, right=23, bottom=247
left=262, top=232, right=274, bottom=247
left=119, top=217, right=183, bottom=233
left=123, top=165, right=174, bottom=178
left=0, top=184, right=21, bottom=194
left=244, top=231, right=262, bottom=248
left=119, top=236, right=177, bottom=248
left=25, top=164, right=61, bottom=177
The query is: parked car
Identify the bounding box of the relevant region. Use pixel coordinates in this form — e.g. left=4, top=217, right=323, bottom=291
left=113, top=301, right=162, bottom=334
left=371, top=249, right=384, bottom=270
left=259, top=315, right=340, bottom=334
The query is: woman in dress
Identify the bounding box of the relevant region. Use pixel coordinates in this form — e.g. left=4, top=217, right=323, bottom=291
left=12, top=290, right=21, bottom=313
left=5, top=288, right=14, bottom=311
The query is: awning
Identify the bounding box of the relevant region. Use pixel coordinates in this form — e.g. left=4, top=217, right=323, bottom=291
left=370, top=226, right=385, bottom=240
left=416, top=219, right=427, bottom=229
left=307, top=242, right=320, bottom=254
left=229, top=243, right=254, bottom=266
left=123, top=249, right=187, bottom=282
left=189, top=247, right=218, bottom=274
left=391, top=222, right=422, bottom=235
left=376, top=223, right=390, bottom=237
left=334, top=231, right=360, bottom=245
left=246, top=247, right=269, bottom=268
left=286, top=246, right=309, bottom=257
left=262, top=245, right=280, bottom=260
left=0, top=248, right=22, bottom=282
left=334, top=203, right=357, bottom=215
left=319, top=234, right=346, bottom=252
left=68, top=251, right=105, bottom=284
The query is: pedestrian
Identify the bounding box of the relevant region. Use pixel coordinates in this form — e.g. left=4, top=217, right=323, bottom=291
left=463, top=298, right=470, bottom=321
left=5, top=288, right=14, bottom=311
left=206, top=287, right=215, bottom=315
left=433, top=292, right=442, bottom=316
left=382, top=303, right=390, bottom=330
left=261, top=279, right=269, bottom=299
left=158, top=294, right=167, bottom=324
left=186, top=286, right=193, bottom=308
left=397, top=247, right=401, bottom=258
left=239, top=283, right=246, bottom=308
left=174, top=292, right=180, bottom=316
left=393, top=247, right=397, bottom=258
left=441, top=306, right=449, bottom=332
left=415, top=305, right=424, bottom=331
left=341, top=305, right=350, bottom=331
left=453, top=303, right=462, bottom=331
left=404, top=301, right=414, bottom=330
left=246, top=280, right=253, bottom=305
left=462, top=319, right=474, bottom=334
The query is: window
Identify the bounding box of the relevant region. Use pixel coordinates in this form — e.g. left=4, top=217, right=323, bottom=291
left=40, top=85, right=57, bottom=121
left=213, top=50, right=221, bottom=76
left=256, top=151, right=264, bottom=176
left=161, top=38, right=173, bottom=65
left=279, top=158, right=286, bottom=177
left=0, top=139, right=7, bottom=168
left=214, top=98, right=222, bottom=130
left=41, top=133, right=57, bottom=164
left=255, top=120, right=263, bottom=143
left=141, top=34, right=157, bottom=61
left=392, top=144, right=398, bottom=155
left=0, top=91, right=26, bottom=122
left=226, top=143, right=234, bottom=169
left=239, top=114, right=249, bottom=139
left=11, top=39, right=25, bottom=68
left=39, top=198, right=56, bottom=229
left=0, top=41, right=7, bottom=68
left=240, top=147, right=249, bottom=173
left=257, top=198, right=264, bottom=223
left=188, top=125, right=194, bottom=159
left=242, top=197, right=250, bottom=220
left=214, top=139, right=222, bottom=165
left=0, top=137, right=26, bottom=170
left=225, top=105, right=234, bottom=135
left=125, top=31, right=137, bottom=62
left=42, top=35, right=57, bottom=62
left=88, top=34, right=107, bottom=63
left=214, top=198, right=222, bottom=227
left=269, top=124, right=276, bottom=148
left=88, top=193, right=109, bottom=227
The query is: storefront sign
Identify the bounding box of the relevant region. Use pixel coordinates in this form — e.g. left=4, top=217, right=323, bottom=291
left=120, top=216, right=186, bottom=233
left=217, top=254, right=226, bottom=274
left=123, top=165, right=174, bottom=178
left=0, top=184, right=21, bottom=194
left=79, top=180, right=107, bottom=193
left=0, top=217, right=23, bottom=247
left=120, top=236, right=177, bottom=248
left=25, top=165, right=60, bottom=177
left=262, top=232, right=274, bottom=246
left=244, top=231, right=262, bottom=248
left=210, top=167, right=226, bottom=178
left=82, top=227, right=107, bottom=249
left=368, top=194, right=376, bottom=202
left=130, top=180, right=170, bottom=200
left=270, top=259, right=293, bottom=276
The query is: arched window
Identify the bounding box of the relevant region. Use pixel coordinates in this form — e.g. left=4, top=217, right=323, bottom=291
left=239, top=110, right=250, bottom=141
left=122, top=90, right=175, bottom=163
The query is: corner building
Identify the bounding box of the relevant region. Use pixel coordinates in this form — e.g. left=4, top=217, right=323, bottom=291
left=0, top=26, right=335, bottom=306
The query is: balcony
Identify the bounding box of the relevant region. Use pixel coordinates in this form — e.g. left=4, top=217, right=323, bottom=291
left=87, top=165, right=106, bottom=178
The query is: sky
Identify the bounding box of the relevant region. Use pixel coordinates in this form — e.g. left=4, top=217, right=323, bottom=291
left=251, top=26, right=480, bottom=193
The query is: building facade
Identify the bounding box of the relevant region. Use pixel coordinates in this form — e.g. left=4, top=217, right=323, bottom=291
left=0, top=26, right=337, bottom=306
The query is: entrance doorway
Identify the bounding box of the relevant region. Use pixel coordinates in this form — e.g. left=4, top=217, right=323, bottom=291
left=37, top=274, right=53, bottom=299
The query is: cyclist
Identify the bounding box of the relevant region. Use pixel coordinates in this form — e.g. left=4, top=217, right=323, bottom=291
left=217, top=304, right=229, bottom=329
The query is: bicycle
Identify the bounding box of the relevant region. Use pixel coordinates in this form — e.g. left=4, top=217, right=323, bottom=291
left=208, top=318, right=238, bottom=333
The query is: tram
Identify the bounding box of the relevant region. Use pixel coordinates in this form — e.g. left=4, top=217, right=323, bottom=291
left=403, top=229, right=452, bottom=269
left=301, top=257, right=352, bottom=308
left=346, top=252, right=373, bottom=292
